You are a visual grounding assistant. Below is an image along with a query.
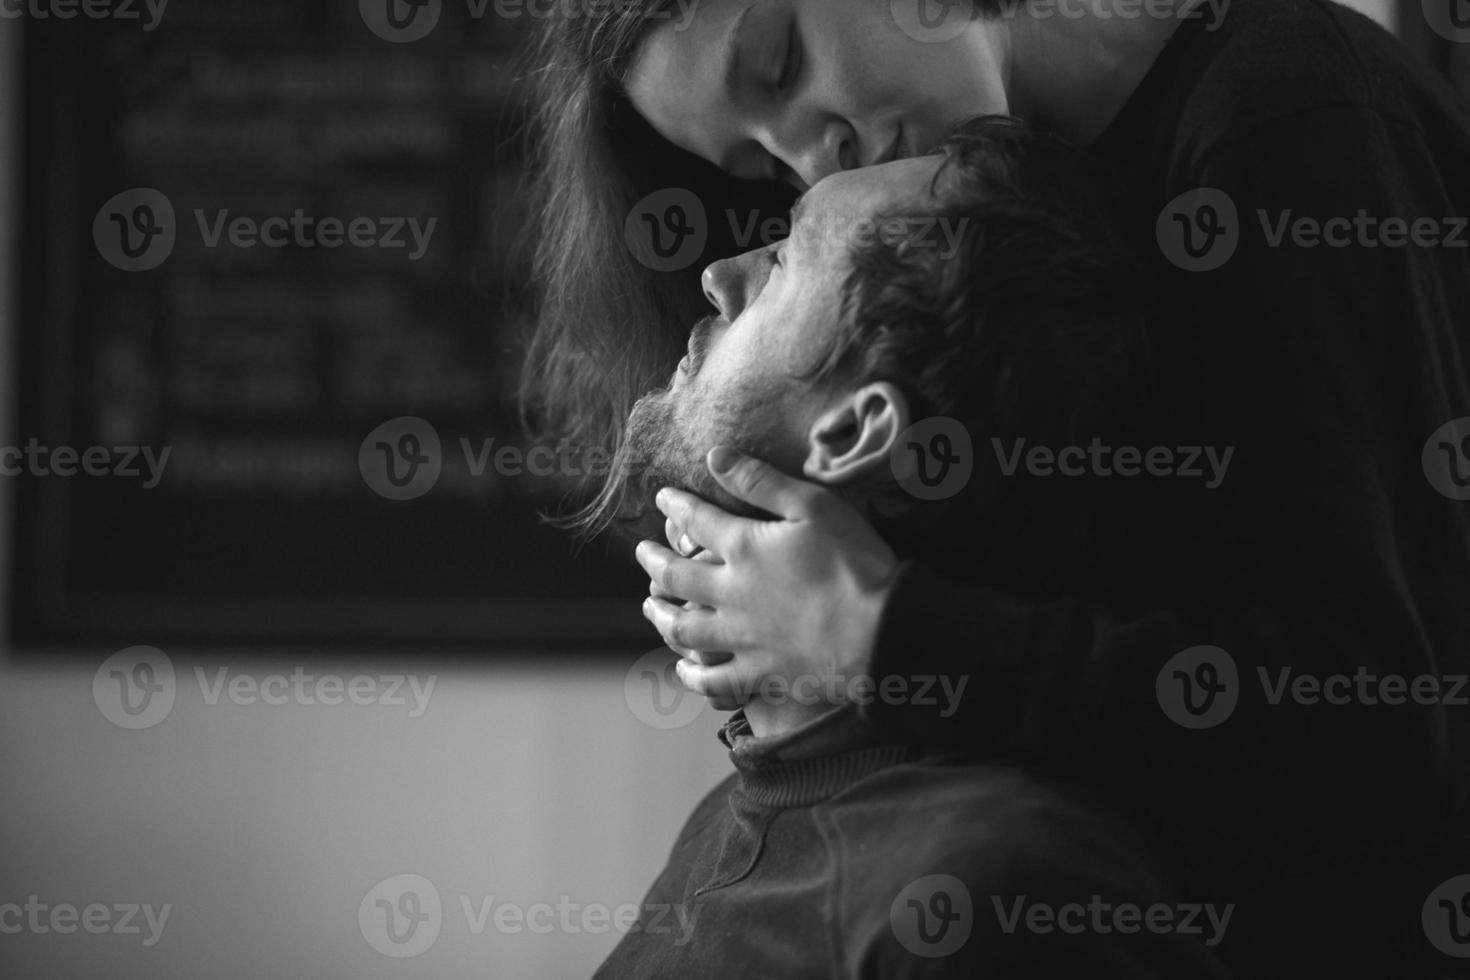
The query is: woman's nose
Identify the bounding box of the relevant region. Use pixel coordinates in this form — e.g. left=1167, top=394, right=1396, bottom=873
left=771, top=116, right=855, bottom=190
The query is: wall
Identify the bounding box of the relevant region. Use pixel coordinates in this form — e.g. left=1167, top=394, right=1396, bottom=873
left=0, top=25, right=730, bottom=980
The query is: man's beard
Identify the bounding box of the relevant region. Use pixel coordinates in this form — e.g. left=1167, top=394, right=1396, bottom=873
left=563, top=358, right=792, bottom=542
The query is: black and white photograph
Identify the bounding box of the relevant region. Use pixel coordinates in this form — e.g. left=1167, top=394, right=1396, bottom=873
left=3, top=0, right=1470, bottom=976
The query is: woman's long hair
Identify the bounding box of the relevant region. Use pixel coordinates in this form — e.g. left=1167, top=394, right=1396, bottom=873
left=519, top=2, right=796, bottom=486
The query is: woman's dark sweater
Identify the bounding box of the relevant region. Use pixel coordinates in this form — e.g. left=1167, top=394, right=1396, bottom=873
left=862, top=0, right=1470, bottom=946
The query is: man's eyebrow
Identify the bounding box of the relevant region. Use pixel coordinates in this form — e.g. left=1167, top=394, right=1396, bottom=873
left=723, top=3, right=755, bottom=108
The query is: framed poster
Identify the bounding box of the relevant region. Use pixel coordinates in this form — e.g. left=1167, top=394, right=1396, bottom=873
left=10, top=1, right=649, bottom=648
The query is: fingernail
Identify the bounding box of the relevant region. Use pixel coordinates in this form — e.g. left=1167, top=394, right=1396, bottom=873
left=655, top=487, right=670, bottom=509
left=678, top=534, right=695, bottom=555
left=709, top=446, right=738, bottom=474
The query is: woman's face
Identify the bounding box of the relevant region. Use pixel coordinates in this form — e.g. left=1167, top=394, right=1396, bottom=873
left=626, top=0, right=1007, bottom=191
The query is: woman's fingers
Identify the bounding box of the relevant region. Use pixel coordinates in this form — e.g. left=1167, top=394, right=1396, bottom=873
left=656, top=487, right=744, bottom=557
left=674, top=657, right=751, bottom=705
left=663, top=517, right=697, bottom=557
left=641, top=595, right=736, bottom=652
left=635, top=541, right=721, bottom=605
left=705, top=446, right=822, bottom=521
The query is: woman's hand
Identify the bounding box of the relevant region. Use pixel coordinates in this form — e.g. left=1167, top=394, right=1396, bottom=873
left=635, top=446, right=900, bottom=710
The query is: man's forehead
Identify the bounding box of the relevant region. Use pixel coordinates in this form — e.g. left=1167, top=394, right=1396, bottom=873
left=789, top=155, right=947, bottom=257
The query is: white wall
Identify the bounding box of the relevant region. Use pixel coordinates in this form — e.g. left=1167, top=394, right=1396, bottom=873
left=0, top=20, right=729, bottom=980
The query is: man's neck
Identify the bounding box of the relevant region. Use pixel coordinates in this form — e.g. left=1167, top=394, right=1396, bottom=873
left=743, top=698, right=831, bottom=739
left=1001, top=0, right=1202, bottom=144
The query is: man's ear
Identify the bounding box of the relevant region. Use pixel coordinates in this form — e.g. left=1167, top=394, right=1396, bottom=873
left=801, top=382, right=911, bottom=486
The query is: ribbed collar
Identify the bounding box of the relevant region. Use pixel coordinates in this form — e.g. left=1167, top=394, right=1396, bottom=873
left=717, top=707, right=925, bottom=809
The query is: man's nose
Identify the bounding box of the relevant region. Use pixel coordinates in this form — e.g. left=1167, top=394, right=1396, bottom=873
left=701, top=248, right=770, bottom=318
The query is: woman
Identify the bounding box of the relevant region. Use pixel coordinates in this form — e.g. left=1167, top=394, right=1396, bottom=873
left=525, top=1, right=1470, bottom=971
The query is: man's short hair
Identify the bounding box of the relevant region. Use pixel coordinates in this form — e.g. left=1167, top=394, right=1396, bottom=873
left=810, top=116, right=1154, bottom=585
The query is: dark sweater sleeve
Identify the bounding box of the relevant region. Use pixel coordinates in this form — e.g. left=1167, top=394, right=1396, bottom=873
left=859, top=102, right=1470, bottom=848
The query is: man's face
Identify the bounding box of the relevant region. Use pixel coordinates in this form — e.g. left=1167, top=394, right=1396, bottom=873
left=618, top=154, right=945, bottom=518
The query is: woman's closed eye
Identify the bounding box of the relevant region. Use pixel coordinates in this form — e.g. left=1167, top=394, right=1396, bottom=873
left=772, top=22, right=801, bottom=96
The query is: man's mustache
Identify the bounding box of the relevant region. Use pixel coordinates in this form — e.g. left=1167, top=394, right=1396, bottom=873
left=682, top=315, right=717, bottom=380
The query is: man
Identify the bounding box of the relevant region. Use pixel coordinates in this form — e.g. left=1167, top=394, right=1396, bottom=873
left=583, top=119, right=1233, bottom=977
